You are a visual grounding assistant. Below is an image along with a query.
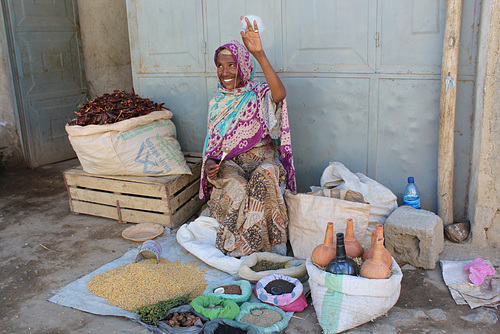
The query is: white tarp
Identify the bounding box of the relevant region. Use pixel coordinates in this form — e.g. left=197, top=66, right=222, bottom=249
left=47, top=230, right=235, bottom=319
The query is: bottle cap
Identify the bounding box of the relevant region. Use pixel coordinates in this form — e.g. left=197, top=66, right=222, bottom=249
left=408, top=176, right=414, bottom=183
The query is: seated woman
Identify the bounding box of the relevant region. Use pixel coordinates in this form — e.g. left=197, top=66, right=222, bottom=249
left=199, top=17, right=296, bottom=258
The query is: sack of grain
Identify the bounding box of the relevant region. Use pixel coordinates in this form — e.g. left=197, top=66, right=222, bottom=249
left=235, top=302, right=288, bottom=334
left=306, top=257, right=403, bottom=333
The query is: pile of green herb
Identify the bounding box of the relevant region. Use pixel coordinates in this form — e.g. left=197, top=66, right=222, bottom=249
left=250, top=260, right=287, bottom=272
left=134, top=293, right=190, bottom=326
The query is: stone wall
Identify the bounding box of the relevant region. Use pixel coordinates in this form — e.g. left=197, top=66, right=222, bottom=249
left=77, top=0, right=133, bottom=98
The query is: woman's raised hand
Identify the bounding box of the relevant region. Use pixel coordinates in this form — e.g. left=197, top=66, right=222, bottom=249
left=240, top=16, right=262, bottom=55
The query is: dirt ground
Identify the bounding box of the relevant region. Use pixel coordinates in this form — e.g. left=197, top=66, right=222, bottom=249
left=0, top=159, right=499, bottom=334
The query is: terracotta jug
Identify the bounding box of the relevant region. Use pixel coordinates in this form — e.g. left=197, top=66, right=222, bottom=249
left=362, top=224, right=392, bottom=266
left=360, top=237, right=391, bottom=279
left=312, top=222, right=336, bottom=267
left=344, top=218, right=364, bottom=258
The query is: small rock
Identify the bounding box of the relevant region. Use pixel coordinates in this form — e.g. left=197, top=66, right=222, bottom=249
left=460, top=310, right=498, bottom=324
left=370, top=323, right=399, bottom=334
left=344, top=329, right=371, bottom=334
left=385, top=308, right=417, bottom=326
left=401, top=264, right=416, bottom=271
left=408, top=309, right=428, bottom=319
left=425, top=308, right=446, bottom=321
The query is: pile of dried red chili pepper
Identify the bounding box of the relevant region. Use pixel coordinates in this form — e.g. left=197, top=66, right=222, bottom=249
left=67, top=89, right=166, bottom=126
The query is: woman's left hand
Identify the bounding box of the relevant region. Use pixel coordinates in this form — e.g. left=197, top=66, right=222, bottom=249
left=240, top=16, right=262, bottom=54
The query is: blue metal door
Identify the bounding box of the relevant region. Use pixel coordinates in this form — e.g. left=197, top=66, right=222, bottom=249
left=4, top=0, right=87, bottom=167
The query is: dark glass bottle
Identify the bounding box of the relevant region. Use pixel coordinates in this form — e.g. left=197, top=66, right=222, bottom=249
left=325, top=233, right=360, bottom=276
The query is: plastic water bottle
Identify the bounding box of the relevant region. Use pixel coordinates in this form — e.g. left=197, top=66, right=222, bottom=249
left=403, top=177, right=421, bottom=209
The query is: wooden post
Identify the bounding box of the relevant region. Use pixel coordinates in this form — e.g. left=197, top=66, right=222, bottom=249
left=438, top=0, right=463, bottom=225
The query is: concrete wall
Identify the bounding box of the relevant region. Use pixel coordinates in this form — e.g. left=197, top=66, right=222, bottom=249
left=0, top=5, right=24, bottom=169
left=468, top=0, right=500, bottom=247
left=77, top=0, right=133, bottom=98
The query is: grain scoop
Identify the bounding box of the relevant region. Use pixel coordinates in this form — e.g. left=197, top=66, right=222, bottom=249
left=135, top=240, right=162, bottom=263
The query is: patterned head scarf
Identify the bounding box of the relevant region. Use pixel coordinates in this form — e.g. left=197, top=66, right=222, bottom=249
left=199, top=40, right=296, bottom=201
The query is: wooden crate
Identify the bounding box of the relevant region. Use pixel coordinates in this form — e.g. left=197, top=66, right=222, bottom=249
left=63, top=152, right=204, bottom=229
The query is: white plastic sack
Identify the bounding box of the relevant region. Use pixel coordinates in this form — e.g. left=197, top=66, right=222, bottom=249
left=320, top=162, right=397, bottom=226
left=238, top=252, right=307, bottom=283
left=285, top=189, right=370, bottom=260
left=176, top=216, right=244, bottom=277
left=306, top=257, right=402, bottom=333
left=65, top=109, right=191, bottom=176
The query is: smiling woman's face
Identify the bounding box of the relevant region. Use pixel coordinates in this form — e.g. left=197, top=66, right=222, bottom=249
left=216, top=53, right=242, bottom=90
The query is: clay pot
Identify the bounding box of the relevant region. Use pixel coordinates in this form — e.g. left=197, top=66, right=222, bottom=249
left=360, top=237, right=391, bottom=279
left=362, top=224, right=392, bottom=266
left=325, top=233, right=359, bottom=276
left=312, top=222, right=336, bottom=267
left=344, top=218, right=364, bottom=258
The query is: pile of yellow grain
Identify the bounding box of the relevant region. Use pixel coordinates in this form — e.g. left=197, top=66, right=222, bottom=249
left=87, top=258, right=207, bottom=311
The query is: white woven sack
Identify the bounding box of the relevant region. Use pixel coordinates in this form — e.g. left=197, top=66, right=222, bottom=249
left=285, top=189, right=370, bottom=260
left=320, top=162, right=398, bottom=226
left=238, top=252, right=306, bottom=283
left=306, top=257, right=402, bottom=334
left=65, top=109, right=191, bottom=176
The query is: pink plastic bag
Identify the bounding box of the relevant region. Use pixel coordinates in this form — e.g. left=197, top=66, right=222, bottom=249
left=463, top=258, right=496, bottom=286
left=252, top=285, right=308, bottom=312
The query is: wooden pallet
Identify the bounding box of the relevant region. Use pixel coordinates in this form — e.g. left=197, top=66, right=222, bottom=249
left=63, top=152, right=203, bottom=229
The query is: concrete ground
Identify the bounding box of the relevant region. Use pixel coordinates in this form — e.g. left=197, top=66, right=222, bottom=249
left=0, top=159, right=499, bottom=334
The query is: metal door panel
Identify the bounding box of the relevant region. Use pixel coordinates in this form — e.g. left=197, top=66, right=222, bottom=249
left=136, top=77, right=209, bottom=152
left=28, top=94, right=85, bottom=162
left=376, top=78, right=440, bottom=211
left=378, top=0, right=446, bottom=74
left=127, top=0, right=204, bottom=75
left=284, top=0, right=375, bottom=73
left=9, top=0, right=76, bottom=29
left=378, top=0, right=479, bottom=75
left=6, top=0, right=86, bottom=167
left=206, top=0, right=282, bottom=74
left=284, top=77, right=370, bottom=190
left=17, top=32, right=83, bottom=99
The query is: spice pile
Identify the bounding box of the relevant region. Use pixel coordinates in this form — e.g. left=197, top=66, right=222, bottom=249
left=241, top=309, right=282, bottom=327
left=216, top=285, right=242, bottom=295
left=163, top=311, right=202, bottom=327
left=86, top=258, right=206, bottom=311
left=250, top=260, right=287, bottom=272
left=136, top=294, right=190, bottom=325
left=67, top=89, right=166, bottom=126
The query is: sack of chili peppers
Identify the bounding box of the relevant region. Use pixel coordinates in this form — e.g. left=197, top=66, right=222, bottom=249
left=65, top=91, right=191, bottom=176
